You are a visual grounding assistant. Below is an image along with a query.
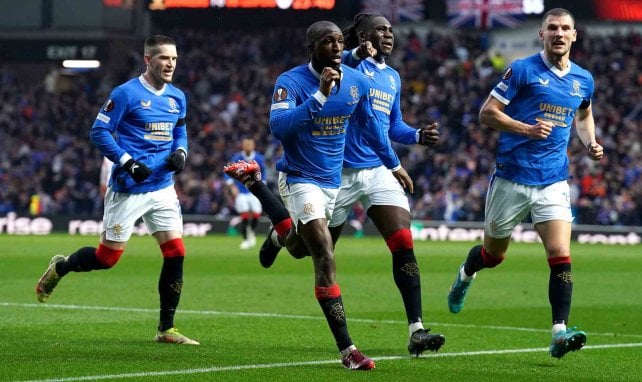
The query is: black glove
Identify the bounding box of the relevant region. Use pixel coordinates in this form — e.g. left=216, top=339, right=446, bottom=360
left=123, top=159, right=152, bottom=183
left=166, top=149, right=186, bottom=173
left=418, top=123, right=440, bottom=147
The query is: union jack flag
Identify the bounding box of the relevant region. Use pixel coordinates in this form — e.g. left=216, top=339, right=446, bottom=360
left=361, top=0, right=425, bottom=23
left=447, top=0, right=525, bottom=29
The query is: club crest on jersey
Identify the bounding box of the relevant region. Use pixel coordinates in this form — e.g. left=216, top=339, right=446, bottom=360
left=102, top=99, right=114, bottom=112
left=141, top=100, right=152, bottom=109
left=348, top=86, right=360, bottom=105
left=569, top=80, right=583, bottom=97
left=389, top=75, right=397, bottom=91
left=167, top=97, right=180, bottom=113
left=502, top=67, right=512, bottom=80
left=273, top=88, right=288, bottom=102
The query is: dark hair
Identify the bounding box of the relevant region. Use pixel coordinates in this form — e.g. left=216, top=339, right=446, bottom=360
left=542, top=8, right=575, bottom=27
left=342, top=13, right=383, bottom=50
left=305, top=21, right=342, bottom=50
left=144, top=35, right=176, bottom=56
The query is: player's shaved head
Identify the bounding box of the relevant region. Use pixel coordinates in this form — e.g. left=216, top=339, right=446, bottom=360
left=144, top=35, right=176, bottom=56
left=306, top=21, right=342, bottom=49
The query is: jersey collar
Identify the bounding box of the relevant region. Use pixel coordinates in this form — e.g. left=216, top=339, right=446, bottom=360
left=307, top=62, right=344, bottom=81
left=539, top=51, right=572, bottom=77
left=365, top=56, right=387, bottom=70
left=138, top=74, right=167, bottom=96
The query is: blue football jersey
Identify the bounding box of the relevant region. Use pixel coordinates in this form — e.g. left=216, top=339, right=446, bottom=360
left=270, top=63, right=399, bottom=188
left=90, top=75, right=188, bottom=193
left=227, top=150, right=266, bottom=194
left=490, top=52, right=594, bottom=186
left=342, top=53, right=417, bottom=169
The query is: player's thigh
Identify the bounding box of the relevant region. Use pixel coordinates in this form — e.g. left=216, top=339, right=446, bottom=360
left=363, top=165, right=410, bottom=212
left=143, top=186, right=183, bottom=235
left=531, top=181, right=573, bottom=258
left=102, top=187, right=153, bottom=242
left=531, top=180, right=573, bottom=225
left=234, top=193, right=252, bottom=213
left=279, top=172, right=338, bottom=228
left=534, top=219, right=571, bottom=258
left=248, top=194, right=262, bottom=213
left=329, top=168, right=364, bottom=227
left=484, top=177, right=532, bottom=239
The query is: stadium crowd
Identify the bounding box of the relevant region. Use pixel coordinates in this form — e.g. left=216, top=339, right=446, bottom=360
left=1, top=25, right=641, bottom=226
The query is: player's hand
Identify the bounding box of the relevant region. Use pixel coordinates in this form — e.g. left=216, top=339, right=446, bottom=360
left=355, top=41, right=377, bottom=59
left=123, top=159, right=152, bottom=183
left=319, top=67, right=341, bottom=97
left=418, top=122, right=440, bottom=146
left=527, top=120, right=553, bottom=139
left=167, top=149, right=187, bottom=173
left=587, top=141, right=604, bottom=161
left=392, top=166, right=414, bottom=194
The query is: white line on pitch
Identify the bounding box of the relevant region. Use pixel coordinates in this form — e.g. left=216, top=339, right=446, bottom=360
left=3, top=301, right=642, bottom=339
left=17, top=342, right=642, bottom=382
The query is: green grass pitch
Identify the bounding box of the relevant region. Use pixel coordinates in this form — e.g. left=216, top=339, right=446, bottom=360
left=2, top=234, right=641, bottom=381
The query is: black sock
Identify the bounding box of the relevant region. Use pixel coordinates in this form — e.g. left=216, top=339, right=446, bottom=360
left=158, top=257, right=184, bottom=332
left=239, top=219, right=248, bottom=240
left=549, top=263, right=573, bottom=324
left=57, top=246, right=106, bottom=276
left=463, top=245, right=484, bottom=276
left=392, top=249, right=422, bottom=324
left=248, top=181, right=290, bottom=225
left=318, top=296, right=352, bottom=351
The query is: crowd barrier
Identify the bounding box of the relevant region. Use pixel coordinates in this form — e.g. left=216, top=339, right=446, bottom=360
left=1, top=212, right=640, bottom=245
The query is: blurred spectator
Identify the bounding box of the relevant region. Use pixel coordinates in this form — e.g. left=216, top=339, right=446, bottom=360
left=0, top=26, right=640, bottom=226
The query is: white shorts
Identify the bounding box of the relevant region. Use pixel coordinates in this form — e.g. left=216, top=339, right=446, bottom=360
left=102, top=185, right=183, bottom=242
left=278, top=171, right=339, bottom=228
left=484, top=177, right=573, bottom=238
left=235, top=192, right=262, bottom=214
left=329, top=165, right=409, bottom=227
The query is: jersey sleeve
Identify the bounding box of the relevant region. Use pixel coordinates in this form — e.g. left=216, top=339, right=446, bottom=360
left=171, top=91, right=188, bottom=154
left=89, top=86, right=129, bottom=164
left=490, top=60, right=526, bottom=106
left=269, top=73, right=326, bottom=140
left=388, top=73, right=417, bottom=145
left=341, top=49, right=361, bottom=68
left=580, top=71, right=594, bottom=109
left=353, top=80, right=400, bottom=169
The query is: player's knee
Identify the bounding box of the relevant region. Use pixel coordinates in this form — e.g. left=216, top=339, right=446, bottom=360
left=385, top=228, right=413, bottom=252
left=548, top=255, right=571, bottom=266
left=96, top=244, right=124, bottom=268
left=160, top=238, right=185, bottom=258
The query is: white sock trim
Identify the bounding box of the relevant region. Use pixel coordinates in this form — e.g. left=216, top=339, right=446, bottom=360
left=409, top=321, right=424, bottom=337
left=460, top=266, right=476, bottom=282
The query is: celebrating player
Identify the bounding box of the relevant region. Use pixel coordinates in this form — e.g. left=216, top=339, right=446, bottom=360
left=322, top=13, right=444, bottom=357
left=446, top=8, right=604, bottom=359
left=36, top=35, right=198, bottom=345
left=225, top=20, right=413, bottom=370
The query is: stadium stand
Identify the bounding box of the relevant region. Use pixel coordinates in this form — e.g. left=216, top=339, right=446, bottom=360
left=0, top=26, right=640, bottom=226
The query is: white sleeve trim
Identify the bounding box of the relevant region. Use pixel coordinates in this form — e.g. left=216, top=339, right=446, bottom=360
left=490, top=90, right=510, bottom=105
left=119, top=153, right=132, bottom=166
left=312, top=90, right=327, bottom=105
